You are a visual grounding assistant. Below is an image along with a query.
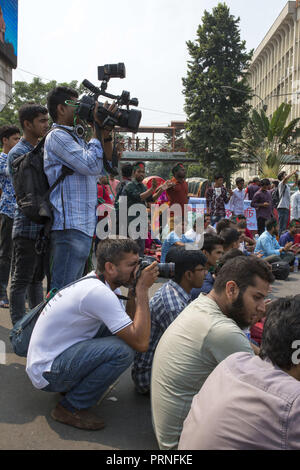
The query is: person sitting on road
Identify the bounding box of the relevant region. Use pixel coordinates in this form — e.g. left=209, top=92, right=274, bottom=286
left=132, top=248, right=208, bottom=395
left=254, top=218, right=295, bottom=266
left=26, top=238, right=159, bottom=431
left=190, top=234, right=224, bottom=300
left=219, top=228, right=241, bottom=253
left=179, top=295, right=300, bottom=450
left=151, top=256, right=274, bottom=449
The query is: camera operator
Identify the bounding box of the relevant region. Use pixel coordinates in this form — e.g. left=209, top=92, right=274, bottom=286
left=44, top=86, right=120, bottom=290
left=26, top=238, right=159, bottom=430
left=132, top=247, right=208, bottom=395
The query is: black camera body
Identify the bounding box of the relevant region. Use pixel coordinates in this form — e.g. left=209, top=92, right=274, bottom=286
left=135, top=256, right=175, bottom=287
left=76, top=63, right=142, bottom=133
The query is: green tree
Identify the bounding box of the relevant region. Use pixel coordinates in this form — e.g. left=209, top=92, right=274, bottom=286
left=162, top=129, right=186, bottom=152
left=0, top=77, right=85, bottom=127
left=230, top=103, right=300, bottom=178
left=182, top=3, right=253, bottom=184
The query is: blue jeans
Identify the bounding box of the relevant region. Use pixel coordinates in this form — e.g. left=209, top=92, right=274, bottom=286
left=42, top=328, right=134, bottom=409
left=277, top=208, right=289, bottom=236
left=50, top=229, right=93, bottom=290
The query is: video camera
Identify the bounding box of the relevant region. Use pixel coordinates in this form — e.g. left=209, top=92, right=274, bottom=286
left=76, top=63, right=142, bottom=133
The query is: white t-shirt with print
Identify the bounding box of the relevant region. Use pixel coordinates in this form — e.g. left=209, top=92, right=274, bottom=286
left=26, top=272, right=132, bottom=389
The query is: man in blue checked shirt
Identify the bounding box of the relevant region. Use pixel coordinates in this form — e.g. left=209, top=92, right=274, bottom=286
left=0, top=125, right=20, bottom=308
left=7, top=104, right=49, bottom=325
left=44, top=86, right=118, bottom=290
left=131, top=247, right=208, bottom=395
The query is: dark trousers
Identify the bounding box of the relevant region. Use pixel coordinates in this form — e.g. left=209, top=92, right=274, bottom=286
left=257, top=217, right=267, bottom=235
left=0, top=214, right=13, bottom=301
left=9, top=237, right=45, bottom=325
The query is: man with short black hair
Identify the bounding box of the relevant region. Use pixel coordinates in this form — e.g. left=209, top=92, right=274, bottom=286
left=190, top=234, right=224, bottom=300
left=7, top=104, right=49, bottom=325
left=151, top=256, right=274, bottom=449
left=179, top=295, right=300, bottom=450
left=205, top=174, right=232, bottom=226
left=132, top=248, right=207, bottom=395
left=219, top=227, right=241, bottom=252
left=26, top=238, right=159, bottom=430
left=44, top=86, right=117, bottom=290
left=229, top=177, right=245, bottom=216
left=251, top=178, right=273, bottom=235
left=254, top=218, right=295, bottom=265
left=0, top=125, right=20, bottom=308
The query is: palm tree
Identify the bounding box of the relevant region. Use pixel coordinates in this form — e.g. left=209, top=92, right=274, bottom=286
left=230, top=103, right=300, bottom=178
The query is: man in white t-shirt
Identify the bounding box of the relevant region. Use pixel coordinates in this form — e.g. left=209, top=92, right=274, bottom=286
left=26, top=238, right=159, bottom=430
left=151, top=256, right=274, bottom=449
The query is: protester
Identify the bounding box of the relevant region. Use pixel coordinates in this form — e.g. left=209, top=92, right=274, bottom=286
left=236, top=220, right=256, bottom=253
left=254, top=218, right=295, bottom=265
left=251, top=178, right=273, bottom=235
left=179, top=295, right=300, bottom=450
left=151, top=256, right=274, bottom=449
left=219, top=227, right=241, bottom=253
left=44, top=86, right=117, bottom=290
left=166, top=163, right=188, bottom=218
left=229, top=177, right=245, bottom=216
left=26, top=238, right=159, bottom=430
left=205, top=174, right=232, bottom=226
left=7, top=104, right=49, bottom=325
left=190, top=234, right=224, bottom=300
left=279, top=219, right=300, bottom=249
left=132, top=248, right=208, bottom=395
left=114, top=163, right=133, bottom=235
left=106, top=173, right=120, bottom=205
left=245, top=177, right=260, bottom=201
left=122, top=162, right=168, bottom=256
left=160, top=217, right=186, bottom=262
left=215, top=218, right=233, bottom=235
left=0, top=125, right=20, bottom=308
left=277, top=170, right=298, bottom=236
left=291, top=180, right=300, bottom=221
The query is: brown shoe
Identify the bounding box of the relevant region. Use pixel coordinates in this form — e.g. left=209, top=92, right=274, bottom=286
left=51, top=403, right=105, bottom=430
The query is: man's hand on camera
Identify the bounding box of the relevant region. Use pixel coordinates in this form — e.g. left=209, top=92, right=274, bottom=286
left=93, top=101, right=118, bottom=129
left=136, top=262, right=159, bottom=292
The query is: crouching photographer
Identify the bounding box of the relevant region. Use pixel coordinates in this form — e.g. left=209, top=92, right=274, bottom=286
left=26, top=238, right=159, bottom=430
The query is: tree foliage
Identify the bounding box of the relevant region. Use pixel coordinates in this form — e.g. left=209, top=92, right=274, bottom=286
left=182, top=2, right=253, bottom=183
left=0, top=77, right=85, bottom=128
left=230, top=103, right=300, bottom=178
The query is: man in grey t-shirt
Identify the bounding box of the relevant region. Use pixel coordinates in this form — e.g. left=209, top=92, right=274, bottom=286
left=151, top=256, right=274, bottom=450
left=277, top=170, right=298, bottom=236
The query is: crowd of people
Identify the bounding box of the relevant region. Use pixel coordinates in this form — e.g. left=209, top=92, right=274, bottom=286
left=0, top=87, right=300, bottom=449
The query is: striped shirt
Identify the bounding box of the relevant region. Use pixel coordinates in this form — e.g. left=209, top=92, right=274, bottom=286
left=44, top=124, right=105, bottom=237
left=131, top=279, right=191, bottom=394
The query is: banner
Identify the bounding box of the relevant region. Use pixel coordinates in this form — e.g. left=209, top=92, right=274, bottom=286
left=188, top=198, right=257, bottom=231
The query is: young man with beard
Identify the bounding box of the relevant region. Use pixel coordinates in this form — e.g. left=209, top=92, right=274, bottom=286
left=151, top=256, right=274, bottom=450
left=26, top=238, right=159, bottom=430
left=254, top=218, right=295, bottom=265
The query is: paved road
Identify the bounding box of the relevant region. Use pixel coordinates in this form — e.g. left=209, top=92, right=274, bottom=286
left=0, top=274, right=299, bottom=450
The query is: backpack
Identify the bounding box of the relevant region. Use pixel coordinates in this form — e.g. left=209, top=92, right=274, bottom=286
left=271, top=185, right=286, bottom=209
left=271, top=260, right=290, bottom=280
left=11, top=127, right=76, bottom=227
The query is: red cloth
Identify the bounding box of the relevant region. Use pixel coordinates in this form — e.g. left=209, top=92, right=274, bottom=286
left=250, top=318, right=266, bottom=346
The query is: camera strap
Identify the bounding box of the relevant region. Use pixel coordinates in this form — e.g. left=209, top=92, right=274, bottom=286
left=94, top=122, right=119, bottom=177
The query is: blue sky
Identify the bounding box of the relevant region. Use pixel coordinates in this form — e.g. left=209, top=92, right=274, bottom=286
left=13, top=0, right=289, bottom=126
left=1, top=0, right=18, bottom=55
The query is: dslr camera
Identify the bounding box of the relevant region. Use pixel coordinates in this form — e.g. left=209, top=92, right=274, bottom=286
left=76, top=63, right=142, bottom=133
left=134, top=256, right=175, bottom=288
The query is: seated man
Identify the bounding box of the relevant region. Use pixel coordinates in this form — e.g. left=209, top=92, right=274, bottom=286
left=132, top=248, right=208, bottom=395
left=160, top=218, right=186, bottom=262
left=26, top=238, right=159, bottom=430
left=219, top=227, right=241, bottom=253
left=254, top=218, right=295, bottom=265
left=151, top=256, right=274, bottom=449
left=236, top=220, right=256, bottom=254
left=179, top=295, right=300, bottom=450
left=190, top=234, right=224, bottom=300
left=279, top=219, right=300, bottom=252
